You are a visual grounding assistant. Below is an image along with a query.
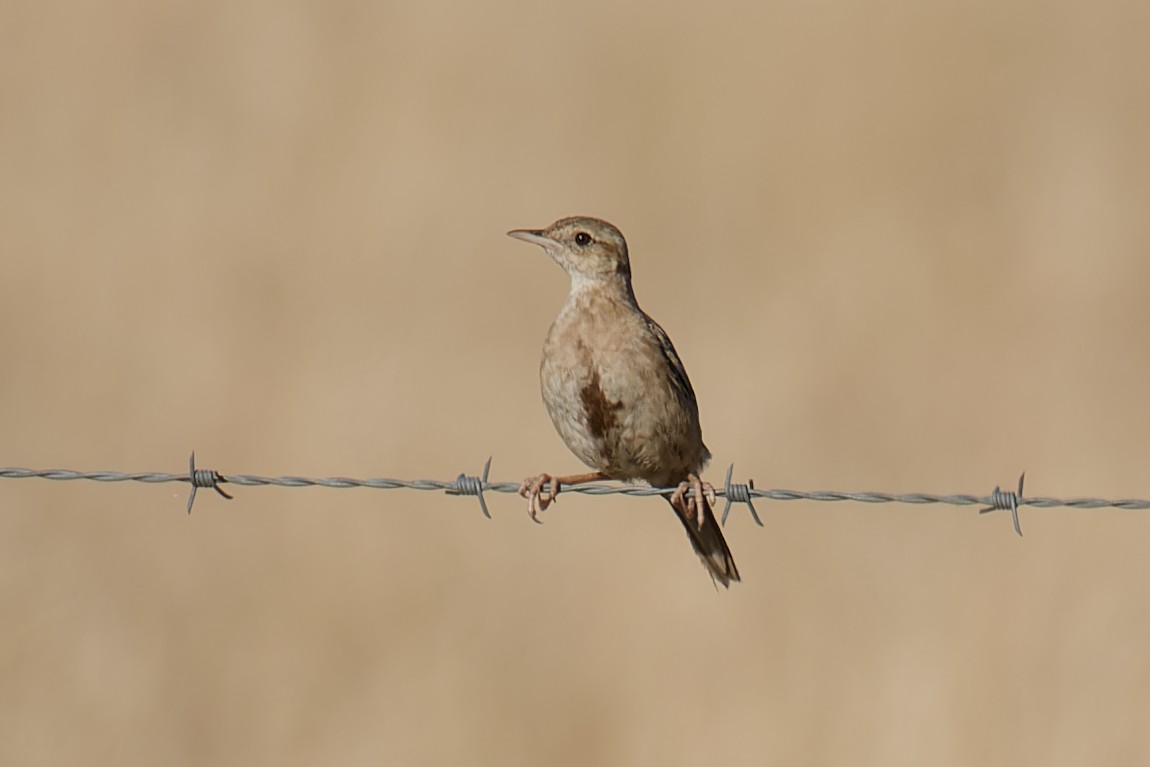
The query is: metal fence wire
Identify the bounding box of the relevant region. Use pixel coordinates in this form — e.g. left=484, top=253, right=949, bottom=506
left=4, top=453, right=1150, bottom=537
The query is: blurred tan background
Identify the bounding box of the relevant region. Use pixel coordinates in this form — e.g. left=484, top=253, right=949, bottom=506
left=2, top=0, right=1149, bottom=764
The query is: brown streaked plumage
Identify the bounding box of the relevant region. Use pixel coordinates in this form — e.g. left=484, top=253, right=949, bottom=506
left=507, top=216, right=740, bottom=587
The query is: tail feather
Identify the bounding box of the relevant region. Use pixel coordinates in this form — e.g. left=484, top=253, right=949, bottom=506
left=666, top=494, right=741, bottom=587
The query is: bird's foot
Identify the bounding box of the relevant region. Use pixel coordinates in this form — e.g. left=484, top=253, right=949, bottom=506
left=519, top=473, right=560, bottom=523
left=671, top=474, right=717, bottom=530
left=670, top=480, right=695, bottom=525
left=518, top=471, right=610, bottom=523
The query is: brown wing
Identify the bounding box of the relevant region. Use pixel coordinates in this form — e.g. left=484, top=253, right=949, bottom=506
left=637, top=311, right=711, bottom=478
left=642, top=312, right=699, bottom=415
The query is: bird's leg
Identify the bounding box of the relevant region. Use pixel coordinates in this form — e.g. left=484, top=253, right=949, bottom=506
left=671, top=474, right=717, bottom=530
left=518, top=471, right=608, bottom=523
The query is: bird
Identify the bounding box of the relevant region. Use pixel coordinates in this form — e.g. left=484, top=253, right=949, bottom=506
left=507, top=216, right=740, bottom=587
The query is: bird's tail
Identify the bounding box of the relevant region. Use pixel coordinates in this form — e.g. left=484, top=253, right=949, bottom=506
left=666, top=493, right=741, bottom=588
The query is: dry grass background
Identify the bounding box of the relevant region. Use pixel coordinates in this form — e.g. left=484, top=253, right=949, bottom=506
left=2, top=0, right=1149, bottom=764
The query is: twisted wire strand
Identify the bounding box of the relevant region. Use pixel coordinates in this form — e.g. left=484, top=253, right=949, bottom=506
left=3, top=455, right=1149, bottom=535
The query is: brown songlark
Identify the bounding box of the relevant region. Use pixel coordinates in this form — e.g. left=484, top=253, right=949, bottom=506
left=508, top=216, right=740, bottom=587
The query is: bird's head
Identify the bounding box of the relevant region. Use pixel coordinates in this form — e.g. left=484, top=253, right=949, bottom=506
left=508, top=216, right=631, bottom=285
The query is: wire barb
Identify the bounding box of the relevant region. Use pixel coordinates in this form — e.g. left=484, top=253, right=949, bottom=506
left=186, top=451, right=233, bottom=514
left=721, top=464, right=763, bottom=526
left=980, top=472, right=1026, bottom=536
left=446, top=457, right=493, bottom=518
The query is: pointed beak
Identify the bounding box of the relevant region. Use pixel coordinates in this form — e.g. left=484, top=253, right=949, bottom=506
left=506, top=228, right=553, bottom=248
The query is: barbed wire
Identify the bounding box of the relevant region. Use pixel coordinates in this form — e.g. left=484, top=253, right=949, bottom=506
left=3, top=453, right=1150, bottom=536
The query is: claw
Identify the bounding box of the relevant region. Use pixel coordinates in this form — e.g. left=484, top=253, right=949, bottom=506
left=518, top=473, right=560, bottom=523
left=670, top=480, right=696, bottom=526
left=684, top=474, right=715, bottom=531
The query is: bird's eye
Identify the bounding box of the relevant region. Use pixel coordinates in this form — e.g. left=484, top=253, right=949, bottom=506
left=574, top=232, right=592, bottom=247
